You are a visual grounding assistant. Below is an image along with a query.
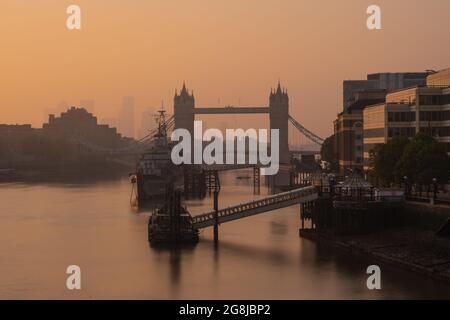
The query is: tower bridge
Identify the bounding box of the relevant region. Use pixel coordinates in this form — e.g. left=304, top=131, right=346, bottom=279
left=174, top=82, right=292, bottom=164
left=173, top=82, right=323, bottom=186
left=71, top=82, right=324, bottom=178
left=173, top=82, right=324, bottom=159
left=193, top=106, right=270, bottom=114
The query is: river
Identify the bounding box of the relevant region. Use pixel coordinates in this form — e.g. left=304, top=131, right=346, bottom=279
left=0, top=171, right=449, bottom=299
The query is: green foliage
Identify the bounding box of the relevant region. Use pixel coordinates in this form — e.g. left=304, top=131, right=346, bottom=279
left=320, top=134, right=339, bottom=172
left=399, top=133, right=449, bottom=184
left=370, top=133, right=449, bottom=185
left=320, top=135, right=334, bottom=163
left=369, top=136, right=409, bottom=185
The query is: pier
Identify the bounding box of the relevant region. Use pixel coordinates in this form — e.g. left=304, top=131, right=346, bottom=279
left=148, top=183, right=318, bottom=244
left=299, top=174, right=405, bottom=236
left=192, top=186, right=318, bottom=229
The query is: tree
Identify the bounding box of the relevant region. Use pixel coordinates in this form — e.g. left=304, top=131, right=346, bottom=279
left=320, top=135, right=334, bottom=162
left=399, top=133, right=449, bottom=185
left=320, top=134, right=339, bottom=172
left=369, top=136, right=409, bottom=185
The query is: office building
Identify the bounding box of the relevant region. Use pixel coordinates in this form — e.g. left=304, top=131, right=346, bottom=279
left=363, top=68, right=450, bottom=170
left=118, top=96, right=135, bottom=139
left=343, top=72, right=430, bottom=112
left=334, top=90, right=386, bottom=174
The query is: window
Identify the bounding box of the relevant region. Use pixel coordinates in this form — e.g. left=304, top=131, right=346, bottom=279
left=388, top=112, right=394, bottom=122
left=419, top=126, right=450, bottom=137
left=420, top=111, right=450, bottom=121
left=419, top=95, right=443, bottom=105
left=388, top=127, right=416, bottom=138
left=388, top=112, right=416, bottom=122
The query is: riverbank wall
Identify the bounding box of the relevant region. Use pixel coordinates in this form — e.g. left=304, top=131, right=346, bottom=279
left=300, top=201, right=450, bottom=284
left=402, top=201, right=450, bottom=231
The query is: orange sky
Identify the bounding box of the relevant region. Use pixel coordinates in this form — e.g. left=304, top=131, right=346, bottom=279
left=1, top=0, right=449, bottom=137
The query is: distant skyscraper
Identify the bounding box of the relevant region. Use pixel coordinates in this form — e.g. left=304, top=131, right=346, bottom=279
left=138, top=108, right=155, bottom=140
left=118, top=96, right=135, bottom=138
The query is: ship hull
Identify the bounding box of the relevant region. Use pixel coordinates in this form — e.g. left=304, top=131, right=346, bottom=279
left=136, top=173, right=183, bottom=208
left=147, top=210, right=199, bottom=245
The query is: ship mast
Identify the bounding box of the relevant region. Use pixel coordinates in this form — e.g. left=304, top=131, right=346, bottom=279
left=155, top=101, right=167, bottom=138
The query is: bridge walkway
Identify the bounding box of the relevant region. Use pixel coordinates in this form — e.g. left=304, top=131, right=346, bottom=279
left=191, top=186, right=317, bottom=229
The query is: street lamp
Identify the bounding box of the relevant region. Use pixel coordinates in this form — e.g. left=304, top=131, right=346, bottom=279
left=403, top=176, right=408, bottom=196
left=329, top=174, right=335, bottom=197
left=432, top=178, right=438, bottom=201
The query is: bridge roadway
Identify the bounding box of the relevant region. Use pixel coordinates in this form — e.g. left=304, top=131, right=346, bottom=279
left=191, top=185, right=318, bottom=229
left=193, top=163, right=261, bottom=172
left=193, top=106, right=270, bottom=114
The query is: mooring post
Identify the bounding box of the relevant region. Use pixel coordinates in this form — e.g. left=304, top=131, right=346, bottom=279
left=213, top=190, right=219, bottom=243
left=253, top=166, right=260, bottom=195
left=300, top=203, right=304, bottom=229
left=208, top=171, right=212, bottom=196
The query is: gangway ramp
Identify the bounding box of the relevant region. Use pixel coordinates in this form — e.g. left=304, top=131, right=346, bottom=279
left=191, top=186, right=318, bottom=229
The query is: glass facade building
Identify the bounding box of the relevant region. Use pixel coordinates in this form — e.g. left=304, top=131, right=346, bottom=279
left=363, top=69, right=450, bottom=170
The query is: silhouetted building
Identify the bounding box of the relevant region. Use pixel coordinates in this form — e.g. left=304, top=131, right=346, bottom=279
left=0, top=124, right=38, bottom=163
left=42, top=107, right=122, bottom=148
left=343, top=72, right=430, bottom=112
left=334, top=90, right=387, bottom=174
left=80, top=99, right=96, bottom=114
left=99, top=118, right=119, bottom=130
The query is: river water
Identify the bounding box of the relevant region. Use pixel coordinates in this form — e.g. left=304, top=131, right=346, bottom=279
left=0, top=171, right=449, bottom=299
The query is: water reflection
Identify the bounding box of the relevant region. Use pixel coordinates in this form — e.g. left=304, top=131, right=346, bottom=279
left=270, top=220, right=288, bottom=236
left=203, top=239, right=292, bottom=266
left=0, top=175, right=449, bottom=299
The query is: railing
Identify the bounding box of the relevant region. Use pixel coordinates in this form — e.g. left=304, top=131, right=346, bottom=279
left=192, top=186, right=317, bottom=228
left=193, top=107, right=270, bottom=114
left=406, top=195, right=450, bottom=206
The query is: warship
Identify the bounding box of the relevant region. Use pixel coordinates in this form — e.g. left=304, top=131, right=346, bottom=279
left=132, top=109, right=183, bottom=208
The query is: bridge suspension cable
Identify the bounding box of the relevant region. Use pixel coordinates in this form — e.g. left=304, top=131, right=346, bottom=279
left=137, top=115, right=175, bottom=143
left=288, top=115, right=324, bottom=146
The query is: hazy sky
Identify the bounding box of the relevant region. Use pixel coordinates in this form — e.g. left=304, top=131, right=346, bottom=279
left=1, top=0, right=449, bottom=137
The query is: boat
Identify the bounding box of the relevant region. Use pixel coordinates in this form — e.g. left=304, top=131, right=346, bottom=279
left=133, top=109, right=183, bottom=208
left=148, top=206, right=199, bottom=244
left=148, top=190, right=199, bottom=245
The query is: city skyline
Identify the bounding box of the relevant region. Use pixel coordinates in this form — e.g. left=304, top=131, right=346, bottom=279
left=0, top=0, right=449, bottom=302
left=1, top=0, right=450, bottom=138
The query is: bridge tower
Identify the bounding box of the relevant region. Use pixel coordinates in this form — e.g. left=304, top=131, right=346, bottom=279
left=174, top=82, right=195, bottom=138
left=269, top=82, right=290, bottom=164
